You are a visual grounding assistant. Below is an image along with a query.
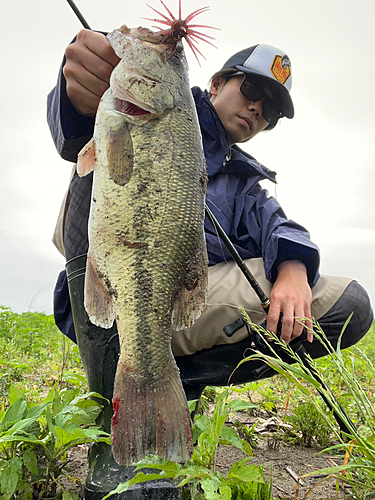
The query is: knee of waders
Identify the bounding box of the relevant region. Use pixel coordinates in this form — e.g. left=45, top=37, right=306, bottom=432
left=315, top=280, right=373, bottom=353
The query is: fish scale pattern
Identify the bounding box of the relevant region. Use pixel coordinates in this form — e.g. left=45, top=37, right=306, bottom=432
left=78, top=26, right=207, bottom=466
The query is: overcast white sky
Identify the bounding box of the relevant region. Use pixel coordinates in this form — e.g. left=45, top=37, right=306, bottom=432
left=1, top=0, right=374, bottom=316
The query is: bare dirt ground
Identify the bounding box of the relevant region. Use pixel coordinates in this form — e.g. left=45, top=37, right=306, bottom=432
left=63, top=430, right=347, bottom=499
left=217, top=442, right=345, bottom=499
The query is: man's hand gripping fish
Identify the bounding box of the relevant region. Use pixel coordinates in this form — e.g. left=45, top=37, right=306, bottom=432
left=76, top=3, right=211, bottom=466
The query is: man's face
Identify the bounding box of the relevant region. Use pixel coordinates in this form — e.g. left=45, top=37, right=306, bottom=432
left=209, top=76, right=270, bottom=146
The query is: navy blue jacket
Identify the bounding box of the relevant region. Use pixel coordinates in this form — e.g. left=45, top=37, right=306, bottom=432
left=47, top=70, right=320, bottom=339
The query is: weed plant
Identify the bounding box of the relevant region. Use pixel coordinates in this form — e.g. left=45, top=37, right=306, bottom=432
left=1, top=304, right=373, bottom=498
left=315, top=321, right=375, bottom=390
left=0, top=306, right=65, bottom=361
left=241, top=313, right=375, bottom=499
left=104, top=389, right=274, bottom=500
left=249, top=322, right=375, bottom=424
left=285, top=397, right=332, bottom=447
left=0, top=383, right=110, bottom=499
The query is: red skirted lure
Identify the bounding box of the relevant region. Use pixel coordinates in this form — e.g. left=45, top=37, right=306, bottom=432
left=144, top=0, right=218, bottom=63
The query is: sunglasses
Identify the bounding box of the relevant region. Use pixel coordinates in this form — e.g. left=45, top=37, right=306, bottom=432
left=239, top=76, right=283, bottom=124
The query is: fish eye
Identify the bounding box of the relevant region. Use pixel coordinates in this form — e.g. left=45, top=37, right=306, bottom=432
left=169, top=54, right=183, bottom=65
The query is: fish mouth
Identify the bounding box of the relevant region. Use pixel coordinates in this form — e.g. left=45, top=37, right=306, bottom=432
left=119, top=99, right=151, bottom=116
left=114, top=95, right=154, bottom=117
left=111, top=67, right=159, bottom=116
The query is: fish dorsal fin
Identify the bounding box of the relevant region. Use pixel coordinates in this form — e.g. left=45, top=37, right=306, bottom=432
left=171, top=240, right=208, bottom=330
left=84, top=251, right=116, bottom=329
left=77, top=138, right=96, bottom=177
left=107, top=122, right=134, bottom=186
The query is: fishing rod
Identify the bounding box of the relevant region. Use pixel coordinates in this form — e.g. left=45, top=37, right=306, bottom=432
left=205, top=204, right=356, bottom=437
left=205, top=205, right=270, bottom=312
left=66, top=0, right=91, bottom=29
left=65, top=0, right=356, bottom=438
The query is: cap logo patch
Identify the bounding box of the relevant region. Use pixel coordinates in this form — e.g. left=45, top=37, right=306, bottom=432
left=271, top=55, right=291, bottom=85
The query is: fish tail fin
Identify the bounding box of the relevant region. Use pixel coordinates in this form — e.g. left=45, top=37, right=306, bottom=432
left=111, top=363, right=193, bottom=466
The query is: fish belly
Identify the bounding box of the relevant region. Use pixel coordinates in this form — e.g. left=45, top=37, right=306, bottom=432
left=81, top=94, right=207, bottom=465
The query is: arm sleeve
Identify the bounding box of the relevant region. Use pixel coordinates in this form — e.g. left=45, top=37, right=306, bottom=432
left=46, top=54, right=95, bottom=162
left=257, top=188, right=320, bottom=285
left=236, top=185, right=320, bottom=286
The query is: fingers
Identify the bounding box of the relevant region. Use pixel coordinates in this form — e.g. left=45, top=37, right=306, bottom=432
left=264, top=302, right=280, bottom=340
left=267, top=260, right=313, bottom=345
left=67, top=29, right=120, bottom=80
left=304, top=315, right=314, bottom=343
left=63, top=30, right=121, bottom=116
left=280, top=301, right=312, bottom=344
left=267, top=295, right=313, bottom=345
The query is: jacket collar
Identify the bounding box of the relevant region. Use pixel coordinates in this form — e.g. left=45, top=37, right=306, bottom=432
left=192, top=87, right=277, bottom=183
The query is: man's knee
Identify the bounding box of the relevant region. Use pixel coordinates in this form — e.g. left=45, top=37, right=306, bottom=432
left=317, top=280, right=373, bottom=351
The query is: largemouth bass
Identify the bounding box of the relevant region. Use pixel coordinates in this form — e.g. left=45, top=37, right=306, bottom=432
left=77, top=24, right=208, bottom=466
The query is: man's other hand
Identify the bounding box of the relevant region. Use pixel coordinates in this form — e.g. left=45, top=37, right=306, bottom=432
left=267, top=260, right=313, bottom=344
left=63, top=29, right=120, bottom=116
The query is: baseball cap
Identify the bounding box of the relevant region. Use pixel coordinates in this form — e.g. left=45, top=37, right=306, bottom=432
left=222, top=44, right=294, bottom=119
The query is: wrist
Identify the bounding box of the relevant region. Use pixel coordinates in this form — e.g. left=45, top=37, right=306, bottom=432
left=276, top=260, right=308, bottom=280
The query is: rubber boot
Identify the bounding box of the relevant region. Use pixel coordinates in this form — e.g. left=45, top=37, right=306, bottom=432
left=66, top=254, right=182, bottom=500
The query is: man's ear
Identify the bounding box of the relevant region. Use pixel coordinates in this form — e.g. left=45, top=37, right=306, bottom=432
left=210, top=77, right=223, bottom=97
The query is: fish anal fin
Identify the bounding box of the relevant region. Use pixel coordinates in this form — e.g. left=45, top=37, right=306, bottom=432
left=111, top=362, right=193, bottom=465
left=84, top=251, right=116, bottom=329
left=107, top=122, right=134, bottom=186
left=171, top=240, right=208, bottom=330
left=77, top=138, right=96, bottom=177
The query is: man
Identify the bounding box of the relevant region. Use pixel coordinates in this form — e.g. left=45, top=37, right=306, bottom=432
left=48, top=30, right=373, bottom=499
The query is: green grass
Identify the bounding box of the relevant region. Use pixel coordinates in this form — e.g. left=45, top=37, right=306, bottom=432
left=244, top=322, right=375, bottom=431
left=1, top=304, right=374, bottom=499
left=0, top=306, right=103, bottom=499
left=241, top=313, right=375, bottom=500
left=318, top=321, right=375, bottom=386
left=0, top=305, right=85, bottom=407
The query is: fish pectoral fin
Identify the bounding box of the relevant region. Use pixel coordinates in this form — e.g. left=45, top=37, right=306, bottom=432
left=171, top=241, right=208, bottom=330
left=84, top=251, right=116, bottom=329
left=77, top=138, right=96, bottom=176
left=107, top=122, right=134, bottom=186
